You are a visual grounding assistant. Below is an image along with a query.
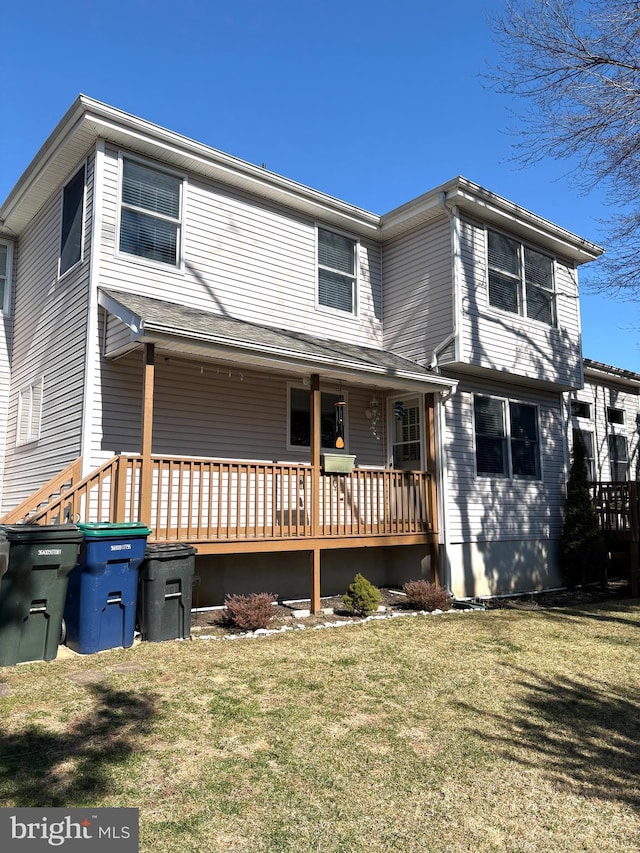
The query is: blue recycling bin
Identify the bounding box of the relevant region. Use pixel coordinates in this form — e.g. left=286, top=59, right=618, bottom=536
left=63, top=522, right=151, bottom=655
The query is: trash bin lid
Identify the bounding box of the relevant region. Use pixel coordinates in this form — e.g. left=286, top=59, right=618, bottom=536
left=78, top=522, right=152, bottom=538
left=144, top=543, right=197, bottom=559
left=0, top=523, right=83, bottom=543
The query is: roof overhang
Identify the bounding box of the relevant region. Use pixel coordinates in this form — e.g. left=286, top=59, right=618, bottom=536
left=583, top=357, right=640, bottom=390
left=381, top=176, right=604, bottom=265
left=0, top=96, right=381, bottom=240
left=99, top=289, right=458, bottom=395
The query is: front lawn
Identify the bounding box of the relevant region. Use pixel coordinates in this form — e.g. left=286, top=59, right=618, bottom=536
left=1, top=602, right=639, bottom=852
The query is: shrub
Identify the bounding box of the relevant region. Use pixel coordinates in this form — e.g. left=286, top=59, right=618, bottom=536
left=342, top=574, right=381, bottom=616
left=560, top=433, right=608, bottom=589
left=222, top=593, right=278, bottom=631
left=403, top=579, right=452, bottom=612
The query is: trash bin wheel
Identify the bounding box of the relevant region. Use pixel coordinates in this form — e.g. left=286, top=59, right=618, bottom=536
left=59, top=618, right=67, bottom=646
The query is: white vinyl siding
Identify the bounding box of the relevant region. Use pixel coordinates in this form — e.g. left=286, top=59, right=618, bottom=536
left=99, top=147, right=382, bottom=347
left=382, top=216, right=453, bottom=363
left=88, top=351, right=386, bottom=471
left=2, top=156, right=94, bottom=511
left=459, top=217, right=582, bottom=389
left=444, top=379, right=565, bottom=543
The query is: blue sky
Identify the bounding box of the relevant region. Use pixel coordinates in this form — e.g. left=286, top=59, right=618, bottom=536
left=2, top=0, right=638, bottom=371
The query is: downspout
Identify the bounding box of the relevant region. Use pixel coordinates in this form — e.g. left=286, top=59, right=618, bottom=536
left=80, top=139, right=105, bottom=477
left=429, top=192, right=461, bottom=372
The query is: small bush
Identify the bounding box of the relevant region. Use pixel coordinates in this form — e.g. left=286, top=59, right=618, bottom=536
left=403, top=580, right=452, bottom=612
left=222, top=593, right=278, bottom=631
left=343, top=574, right=381, bottom=616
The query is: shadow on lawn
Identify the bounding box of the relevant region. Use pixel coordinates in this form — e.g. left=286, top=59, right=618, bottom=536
left=0, top=683, right=156, bottom=806
left=458, top=664, right=640, bottom=809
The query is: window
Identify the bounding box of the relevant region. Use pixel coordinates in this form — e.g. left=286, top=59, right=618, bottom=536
left=289, top=387, right=345, bottom=449
left=120, top=159, right=182, bottom=265
left=608, top=434, right=629, bottom=481
left=317, top=227, right=357, bottom=314
left=474, top=395, right=541, bottom=479
left=17, top=378, right=44, bottom=446
left=59, top=166, right=85, bottom=275
left=487, top=230, right=555, bottom=325
left=572, top=429, right=596, bottom=481
left=571, top=400, right=591, bottom=419
left=0, top=241, right=12, bottom=313
left=607, top=407, right=624, bottom=425
left=392, top=398, right=422, bottom=470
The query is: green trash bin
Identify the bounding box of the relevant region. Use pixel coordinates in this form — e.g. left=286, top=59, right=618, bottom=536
left=137, top=543, right=197, bottom=642
left=0, top=524, right=83, bottom=666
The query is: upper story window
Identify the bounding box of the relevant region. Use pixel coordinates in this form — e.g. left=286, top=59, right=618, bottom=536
left=0, top=240, right=12, bottom=314
left=607, top=406, right=624, bottom=425
left=317, top=227, right=357, bottom=314
left=571, top=400, right=591, bottom=419
left=487, top=230, right=555, bottom=325
left=474, top=394, right=541, bottom=479
left=120, top=159, right=182, bottom=266
left=59, top=165, right=85, bottom=275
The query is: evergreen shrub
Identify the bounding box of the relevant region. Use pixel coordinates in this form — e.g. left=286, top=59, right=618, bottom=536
left=342, top=574, right=381, bottom=616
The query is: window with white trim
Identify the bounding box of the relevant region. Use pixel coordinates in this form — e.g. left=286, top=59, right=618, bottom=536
left=0, top=241, right=12, bottom=313
left=119, top=159, right=182, bottom=266
left=317, top=227, right=357, bottom=314
left=572, top=428, right=596, bottom=481
left=289, top=386, right=345, bottom=449
left=487, top=229, right=555, bottom=325
left=474, top=394, right=541, bottom=479
left=17, top=378, right=44, bottom=446
left=59, top=165, right=85, bottom=275
left=608, top=434, right=629, bottom=481
left=607, top=407, right=624, bottom=425
left=571, top=400, right=591, bottom=419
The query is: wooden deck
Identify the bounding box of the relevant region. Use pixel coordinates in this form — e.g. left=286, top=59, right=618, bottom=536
left=592, top=481, right=640, bottom=594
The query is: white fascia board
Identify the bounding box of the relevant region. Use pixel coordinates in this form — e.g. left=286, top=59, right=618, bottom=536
left=140, top=327, right=457, bottom=393
left=98, top=290, right=144, bottom=335
left=583, top=361, right=640, bottom=389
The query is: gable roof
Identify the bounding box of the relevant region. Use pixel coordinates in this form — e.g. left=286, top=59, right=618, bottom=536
left=1, top=96, right=604, bottom=264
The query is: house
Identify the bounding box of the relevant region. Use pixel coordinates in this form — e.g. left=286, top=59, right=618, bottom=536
left=0, top=96, right=609, bottom=605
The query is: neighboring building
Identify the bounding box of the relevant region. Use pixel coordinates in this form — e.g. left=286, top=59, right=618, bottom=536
left=0, top=95, right=627, bottom=604
left=568, top=359, right=640, bottom=483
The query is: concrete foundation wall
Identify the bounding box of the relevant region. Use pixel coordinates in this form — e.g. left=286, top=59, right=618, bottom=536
left=446, top=538, right=562, bottom=599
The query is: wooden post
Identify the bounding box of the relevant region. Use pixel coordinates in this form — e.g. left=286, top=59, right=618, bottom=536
left=310, top=374, right=321, bottom=611
left=424, top=394, right=440, bottom=587
left=139, top=343, right=155, bottom=527
left=630, top=482, right=639, bottom=598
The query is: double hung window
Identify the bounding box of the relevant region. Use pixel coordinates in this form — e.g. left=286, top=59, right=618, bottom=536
left=0, top=241, right=12, bottom=313
left=474, top=395, right=541, bottom=479
left=120, top=159, right=182, bottom=266
left=487, top=230, right=555, bottom=325
left=572, top=428, right=596, bottom=481
left=317, top=227, right=357, bottom=314
left=608, top=434, right=629, bottom=481
left=60, top=166, right=85, bottom=275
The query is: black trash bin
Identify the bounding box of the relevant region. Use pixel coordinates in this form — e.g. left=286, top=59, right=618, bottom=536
left=137, top=543, right=197, bottom=642
left=0, top=524, right=83, bottom=666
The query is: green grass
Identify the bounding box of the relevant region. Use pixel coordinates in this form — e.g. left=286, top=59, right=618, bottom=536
left=1, top=603, right=640, bottom=852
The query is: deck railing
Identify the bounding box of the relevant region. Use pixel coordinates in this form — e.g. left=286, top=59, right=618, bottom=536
left=24, top=455, right=435, bottom=542
left=591, top=481, right=640, bottom=541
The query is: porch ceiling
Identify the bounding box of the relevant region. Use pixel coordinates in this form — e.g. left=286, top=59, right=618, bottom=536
left=99, top=289, right=457, bottom=394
